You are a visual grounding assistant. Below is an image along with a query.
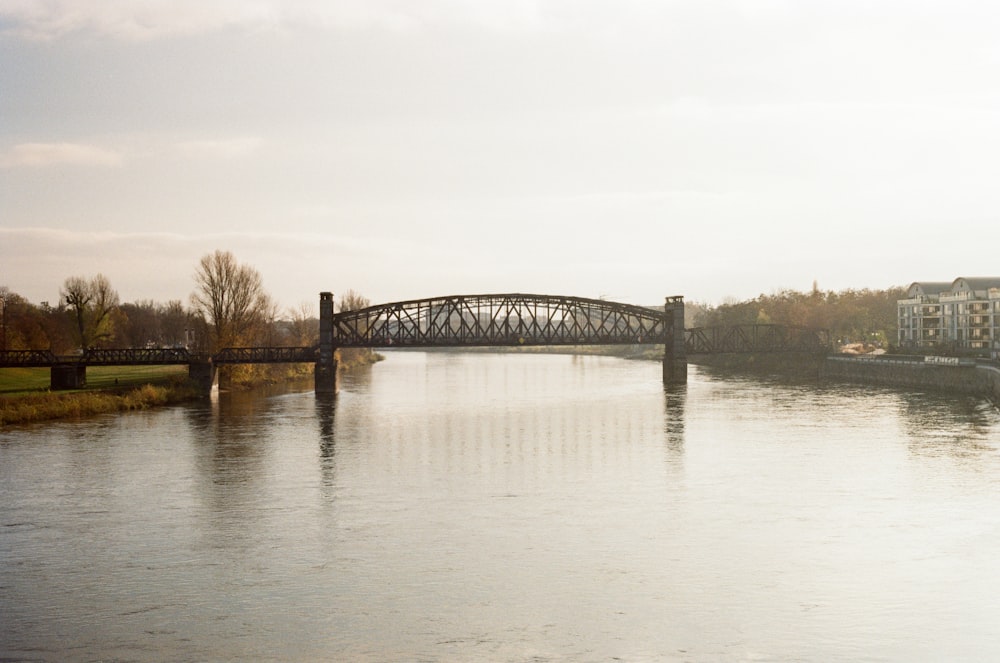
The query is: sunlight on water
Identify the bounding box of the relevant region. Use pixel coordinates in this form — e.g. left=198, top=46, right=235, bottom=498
left=3, top=353, right=1000, bottom=661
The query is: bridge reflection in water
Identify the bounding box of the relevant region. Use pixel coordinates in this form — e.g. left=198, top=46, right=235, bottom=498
left=0, top=292, right=827, bottom=394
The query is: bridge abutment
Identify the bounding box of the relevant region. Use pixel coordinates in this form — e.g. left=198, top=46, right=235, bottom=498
left=663, top=296, right=687, bottom=384
left=315, top=291, right=338, bottom=395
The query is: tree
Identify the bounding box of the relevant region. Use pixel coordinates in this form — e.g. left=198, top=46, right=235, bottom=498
left=190, top=250, right=269, bottom=351
left=691, top=286, right=906, bottom=348
left=118, top=300, right=160, bottom=347
left=339, top=290, right=371, bottom=314
left=159, top=300, right=191, bottom=348
left=287, top=301, right=318, bottom=347
left=60, top=274, right=120, bottom=350
left=0, top=286, right=10, bottom=351
left=337, top=290, right=377, bottom=367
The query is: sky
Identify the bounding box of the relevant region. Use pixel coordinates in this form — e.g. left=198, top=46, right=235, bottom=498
left=3, top=1, right=1000, bottom=313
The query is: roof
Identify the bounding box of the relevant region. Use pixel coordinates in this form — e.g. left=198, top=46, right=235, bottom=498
left=952, top=277, right=1000, bottom=293
left=905, top=281, right=953, bottom=298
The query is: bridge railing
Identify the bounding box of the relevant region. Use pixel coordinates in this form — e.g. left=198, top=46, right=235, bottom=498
left=0, top=347, right=319, bottom=368
left=685, top=324, right=828, bottom=354
left=0, top=349, right=61, bottom=367
left=82, top=347, right=194, bottom=365
left=212, top=346, right=318, bottom=364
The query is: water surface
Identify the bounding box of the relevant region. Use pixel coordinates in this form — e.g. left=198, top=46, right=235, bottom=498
left=3, top=352, right=1000, bottom=661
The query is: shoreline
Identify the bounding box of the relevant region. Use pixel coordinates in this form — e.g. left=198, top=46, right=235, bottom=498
left=0, top=377, right=203, bottom=427
left=0, top=355, right=384, bottom=427
left=8, top=350, right=994, bottom=426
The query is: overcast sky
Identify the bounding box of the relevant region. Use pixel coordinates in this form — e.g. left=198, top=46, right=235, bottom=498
left=3, top=1, right=1000, bottom=312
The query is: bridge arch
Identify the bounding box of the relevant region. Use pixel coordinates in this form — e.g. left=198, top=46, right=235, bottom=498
left=329, top=293, right=672, bottom=348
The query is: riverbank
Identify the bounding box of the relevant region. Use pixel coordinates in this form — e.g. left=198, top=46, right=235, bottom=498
left=688, top=351, right=1000, bottom=406
left=821, top=354, right=1000, bottom=405
left=0, top=375, right=202, bottom=426
left=0, top=353, right=386, bottom=426
left=689, top=351, right=827, bottom=378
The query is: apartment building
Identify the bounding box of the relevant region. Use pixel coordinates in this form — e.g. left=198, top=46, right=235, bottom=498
left=898, top=277, right=1000, bottom=357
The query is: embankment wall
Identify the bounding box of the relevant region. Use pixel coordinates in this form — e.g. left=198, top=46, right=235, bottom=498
left=689, top=352, right=825, bottom=377
left=821, top=355, right=1000, bottom=404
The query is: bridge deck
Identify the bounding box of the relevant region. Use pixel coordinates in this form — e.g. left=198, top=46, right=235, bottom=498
left=685, top=324, right=828, bottom=354
left=0, top=347, right=316, bottom=368
left=1, top=324, right=827, bottom=370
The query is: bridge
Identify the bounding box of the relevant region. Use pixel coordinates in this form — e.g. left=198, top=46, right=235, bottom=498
left=0, top=292, right=827, bottom=393
left=685, top=324, right=828, bottom=354
left=315, top=292, right=686, bottom=392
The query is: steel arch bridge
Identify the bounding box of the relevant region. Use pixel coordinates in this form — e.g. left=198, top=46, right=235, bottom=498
left=327, top=293, right=672, bottom=348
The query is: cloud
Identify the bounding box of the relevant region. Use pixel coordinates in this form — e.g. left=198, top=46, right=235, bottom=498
left=0, top=226, right=434, bottom=307
left=175, top=137, right=264, bottom=160
left=0, top=0, right=268, bottom=40
left=0, top=0, right=542, bottom=40
left=0, top=142, right=124, bottom=168
left=1, top=135, right=266, bottom=169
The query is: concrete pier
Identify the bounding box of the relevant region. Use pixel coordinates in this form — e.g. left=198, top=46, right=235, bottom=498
left=663, top=296, right=687, bottom=384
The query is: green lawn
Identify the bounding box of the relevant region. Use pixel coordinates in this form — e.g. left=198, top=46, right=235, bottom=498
left=0, top=365, right=187, bottom=395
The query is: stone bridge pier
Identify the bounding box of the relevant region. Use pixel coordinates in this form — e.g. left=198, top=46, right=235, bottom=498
left=188, top=358, right=217, bottom=394
left=663, top=296, right=687, bottom=384
left=51, top=364, right=87, bottom=389
left=315, top=291, right=338, bottom=394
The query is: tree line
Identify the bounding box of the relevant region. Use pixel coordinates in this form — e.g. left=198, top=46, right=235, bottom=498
left=689, top=282, right=906, bottom=349
left=2, top=260, right=905, bottom=359
left=0, top=250, right=372, bottom=359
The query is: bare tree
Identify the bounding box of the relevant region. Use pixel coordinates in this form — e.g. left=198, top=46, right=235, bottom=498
left=338, top=289, right=371, bottom=313
left=338, top=290, right=376, bottom=366
left=159, top=300, right=192, bottom=347
left=118, top=299, right=160, bottom=347
left=0, top=286, right=9, bottom=351
left=287, top=301, right=317, bottom=346
left=259, top=293, right=281, bottom=346
left=190, top=250, right=268, bottom=350
left=61, top=273, right=120, bottom=350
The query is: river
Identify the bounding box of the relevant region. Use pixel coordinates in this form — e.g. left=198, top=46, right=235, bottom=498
left=3, top=352, right=1000, bottom=662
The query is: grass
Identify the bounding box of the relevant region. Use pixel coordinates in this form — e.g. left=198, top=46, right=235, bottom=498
left=0, top=365, right=187, bottom=395
left=0, top=365, right=197, bottom=426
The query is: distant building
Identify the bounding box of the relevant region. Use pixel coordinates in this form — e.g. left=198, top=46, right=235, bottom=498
left=898, top=277, right=1000, bottom=357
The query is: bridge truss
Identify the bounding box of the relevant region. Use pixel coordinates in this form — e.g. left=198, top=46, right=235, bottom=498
left=330, top=293, right=671, bottom=348
left=685, top=324, right=828, bottom=354
left=0, top=347, right=317, bottom=368
left=213, top=346, right=318, bottom=364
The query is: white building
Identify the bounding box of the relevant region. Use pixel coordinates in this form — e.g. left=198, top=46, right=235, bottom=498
left=898, top=277, right=1000, bottom=357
